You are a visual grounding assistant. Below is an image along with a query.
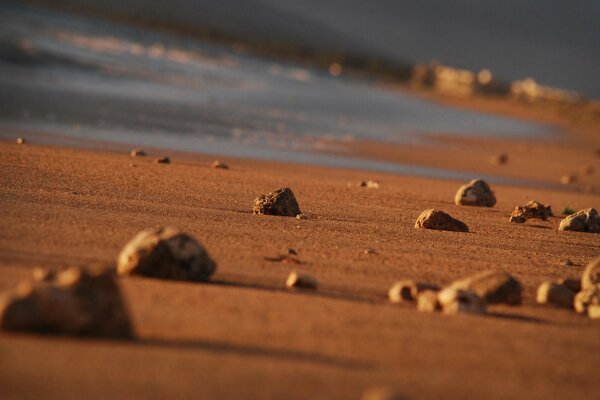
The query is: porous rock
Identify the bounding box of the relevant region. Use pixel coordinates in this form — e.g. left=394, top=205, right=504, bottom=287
left=454, top=179, right=496, bottom=207
left=0, top=266, right=133, bottom=338
left=536, top=281, right=575, bottom=308
left=253, top=187, right=301, bottom=217
left=437, top=287, right=487, bottom=315
left=581, top=257, right=600, bottom=290
left=416, top=290, right=440, bottom=313
left=117, top=227, right=216, bottom=282
left=450, top=271, right=522, bottom=305
left=286, top=271, right=318, bottom=290
left=558, top=208, right=600, bottom=233
left=415, top=209, right=468, bottom=232
left=509, top=200, right=553, bottom=223
left=388, top=280, right=439, bottom=303
left=574, top=288, right=600, bottom=314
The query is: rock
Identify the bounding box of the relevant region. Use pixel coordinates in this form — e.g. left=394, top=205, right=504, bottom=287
left=557, top=278, right=581, bottom=293
left=454, top=179, right=496, bottom=207
left=0, top=266, right=133, bottom=338
left=560, top=174, right=576, bottom=185
left=388, top=280, right=439, bottom=303
left=253, top=187, right=301, bottom=217
left=359, top=180, right=380, bottom=189
left=16, top=137, right=25, bottom=144
left=286, top=271, right=318, bottom=290
left=130, top=148, right=146, bottom=157
left=491, top=153, right=508, bottom=165
left=437, top=287, right=487, bottom=315
left=416, top=290, right=440, bottom=312
left=450, top=271, right=522, bottom=305
left=589, top=305, right=600, bottom=319
left=581, top=257, right=600, bottom=290
left=155, top=156, right=170, bottom=164
left=574, top=288, right=600, bottom=314
left=212, top=160, right=229, bottom=169
left=558, top=208, right=600, bottom=233
left=415, top=209, right=468, bottom=232
left=361, top=387, right=406, bottom=400
left=296, top=213, right=307, bottom=220
left=117, top=227, right=216, bottom=282
left=536, top=281, right=576, bottom=308
left=509, top=200, right=553, bottom=223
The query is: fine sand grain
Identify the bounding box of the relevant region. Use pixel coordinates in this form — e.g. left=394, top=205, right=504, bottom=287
left=0, top=141, right=599, bottom=400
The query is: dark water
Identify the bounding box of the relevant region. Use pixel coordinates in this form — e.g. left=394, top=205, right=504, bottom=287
left=37, top=0, right=600, bottom=99
left=0, top=2, right=559, bottom=185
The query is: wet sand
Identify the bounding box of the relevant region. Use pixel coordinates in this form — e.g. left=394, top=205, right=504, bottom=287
left=0, top=141, right=599, bottom=399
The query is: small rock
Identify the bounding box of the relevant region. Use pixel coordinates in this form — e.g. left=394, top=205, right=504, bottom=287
left=574, top=288, right=600, bottom=314
left=361, top=387, right=406, bottom=400
left=117, top=227, right=216, bottom=282
left=536, top=281, right=576, bottom=308
left=155, top=156, right=170, bottom=164
left=296, top=213, right=307, bottom=220
left=437, top=287, right=487, bottom=315
left=560, top=174, right=577, bottom=185
left=16, top=137, right=25, bottom=144
left=416, top=290, right=440, bottom=312
left=509, top=200, right=553, bottom=223
left=561, top=259, right=575, bottom=267
left=388, top=280, right=439, bottom=303
left=450, top=271, right=522, bottom=305
left=286, top=271, right=318, bottom=290
left=364, top=248, right=377, bottom=255
left=358, top=180, right=380, bottom=189
left=581, top=256, right=600, bottom=290
left=589, top=304, right=600, bottom=319
left=491, top=153, right=508, bottom=165
left=0, top=266, right=133, bottom=338
left=212, top=160, right=229, bottom=169
left=253, top=187, right=301, bottom=217
left=130, top=148, right=146, bottom=157
left=454, top=179, right=496, bottom=207
left=415, top=209, right=468, bottom=232
left=558, top=208, right=600, bottom=233
left=557, top=278, right=581, bottom=293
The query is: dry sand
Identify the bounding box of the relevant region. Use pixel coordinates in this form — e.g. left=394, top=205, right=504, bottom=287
left=0, top=141, right=599, bottom=399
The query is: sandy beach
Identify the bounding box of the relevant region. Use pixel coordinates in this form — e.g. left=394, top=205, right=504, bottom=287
left=1, top=140, right=599, bottom=399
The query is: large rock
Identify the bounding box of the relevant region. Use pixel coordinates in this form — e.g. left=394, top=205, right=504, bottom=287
left=0, top=266, right=133, bottom=338
left=509, top=200, right=553, bottom=223
left=536, top=281, right=576, bottom=308
left=117, top=227, right=216, bottom=282
left=388, top=280, right=439, bottom=303
left=437, top=287, right=487, bottom=315
left=454, top=179, right=496, bottom=207
left=574, top=288, right=600, bottom=314
left=450, top=271, right=522, bottom=305
left=581, top=257, right=600, bottom=290
left=558, top=208, right=600, bottom=233
left=253, top=187, right=301, bottom=217
left=415, top=209, right=468, bottom=232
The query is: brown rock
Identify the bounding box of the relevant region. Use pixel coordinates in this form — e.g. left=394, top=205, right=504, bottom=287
left=438, top=287, right=487, bottom=315
left=212, top=160, right=229, bottom=170
left=454, top=179, right=496, bottom=207
left=450, top=271, right=522, bottom=305
left=415, top=209, right=468, bottom=232
left=286, top=271, right=318, bottom=290
left=253, top=187, right=301, bottom=217
left=155, top=156, right=170, bottom=164
left=0, top=266, right=133, bottom=338
left=581, top=257, right=600, bottom=290
left=509, top=200, right=553, bottom=223
left=416, top=290, right=440, bottom=313
left=117, top=227, right=216, bottom=282
left=558, top=208, right=600, bottom=233
left=536, top=281, right=576, bottom=308
left=574, top=288, right=600, bottom=314
left=388, top=280, right=439, bottom=303
left=130, top=148, right=146, bottom=157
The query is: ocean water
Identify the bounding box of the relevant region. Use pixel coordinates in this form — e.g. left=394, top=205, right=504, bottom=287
left=0, top=2, right=559, bottom=183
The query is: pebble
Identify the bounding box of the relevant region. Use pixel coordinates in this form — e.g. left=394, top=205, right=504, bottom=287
left=16, top=137, right=25, bottom=144
left=449, top=271, right=522, bottom=305
left=155, top=156, right=170, bottom=164
left=415, top=209, right=468, bottom=232
left=253, top=187, right=301, bottom=217
left=437, top=287, right=487, bottom=315
left=130, top=148, right=146, bottom=157
left=509, top=200, right=553, bottom=223
left=454, top=179, right=496, bottom=207
left=416, top=290, right=440, bottom=313
left=212, top=160, right=229, bottom=169
left=286, top=271, right=318, bottom=290
left=388, top=280, right=439, bottom=303
left=558, top=208, right=600, bottom=233
left=536, top=281, right=576, bottom=308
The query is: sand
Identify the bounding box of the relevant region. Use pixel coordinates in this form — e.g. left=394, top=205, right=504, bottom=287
left=0, top=141, right=599, bottom=399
